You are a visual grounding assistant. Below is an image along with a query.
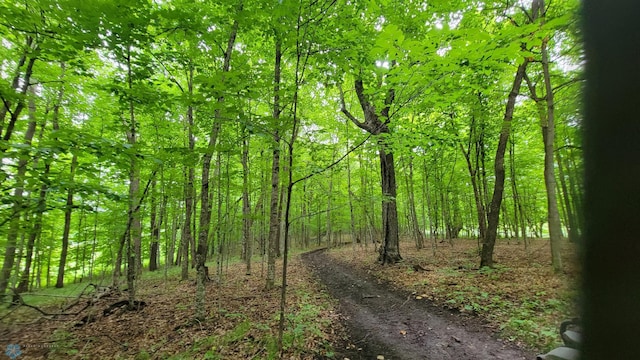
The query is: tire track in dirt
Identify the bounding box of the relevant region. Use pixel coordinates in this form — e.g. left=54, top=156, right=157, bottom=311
left=301, top=249, right=535, bottom=360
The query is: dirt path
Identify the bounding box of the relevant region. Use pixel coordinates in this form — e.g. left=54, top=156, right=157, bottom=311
left=301, top=249, right=536, bottom=360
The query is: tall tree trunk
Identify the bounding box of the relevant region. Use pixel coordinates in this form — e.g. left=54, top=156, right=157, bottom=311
left=404, top=155, right=424, bottom=249
left=556, top=150, right=579, bottom=242
left=56, top=154, right=78, bottom=288
left=170, top=200, right=181, bottom=266
left=480, top=60, right=530, bottom=267
left=266, top=36, right=282, bottom=290
left=121, top=46, right=142, bottom=304
left=508, top=137, right=521, bottom=240
left=521, top=0, right=563, bottom=271
left=16, top=162, right=50, bottom=295
left=181, top=166, right=192, bottom=279
left=539, top=5, right=564, bottom=272
left=16, top=72, right=62, bottom=295
left=340, top=79, right=402, bottom=264
left=421, top=159, right=437, bottom=255
left=0, top=88, right=37, bottom=298
left=378, top=147, right=401, bottom=262
left=346, top=121, right=359, bottom=244
left=241, top=125, right=252, bottom=275
left=581, top=1, right=640, bottom=356
left=195, top=8, right=240, bottom=321
left=149, top=178, right=160, bottom=271
left=181, top=67, right=196, bottom=280
left=326, top=164, right=334, bottom=247
left=460, top=115, right=488, bottom=241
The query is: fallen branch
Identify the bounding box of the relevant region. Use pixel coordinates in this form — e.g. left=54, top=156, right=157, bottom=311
left=103, top=300, right=146, bottom=316
left=10, top=290, right=90, bottom=317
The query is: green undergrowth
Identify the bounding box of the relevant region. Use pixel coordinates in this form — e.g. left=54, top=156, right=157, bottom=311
left=412, top=263, right=578, bottom=352
left=167, top=291, right=335, bottom=360
left=437, top=283, right=575, bottom=351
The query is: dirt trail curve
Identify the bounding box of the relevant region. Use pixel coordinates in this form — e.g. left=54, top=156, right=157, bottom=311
left=301, top=249, right=536, bottom=360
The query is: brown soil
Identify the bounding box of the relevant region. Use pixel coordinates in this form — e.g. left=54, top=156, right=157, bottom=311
left=302, top=247, right=537, bottom=360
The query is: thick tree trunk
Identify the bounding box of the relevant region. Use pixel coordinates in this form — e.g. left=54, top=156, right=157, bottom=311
left=340, top=78, right=401, bottom=264
left=276, top=160, right=287, bottom=257
left=581, top=1, right=640, bottom=356
left=378, top=148, right=402, bottom=263
left=480, top=60, right=529, bottom=268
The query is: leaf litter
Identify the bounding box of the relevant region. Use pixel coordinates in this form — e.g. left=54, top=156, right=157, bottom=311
left=0, top=257, right=348, bottom=359
left=1, top=238, right=578, bottom=359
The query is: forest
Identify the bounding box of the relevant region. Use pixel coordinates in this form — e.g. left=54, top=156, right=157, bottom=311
left=0, top=0, right=583, bottom=359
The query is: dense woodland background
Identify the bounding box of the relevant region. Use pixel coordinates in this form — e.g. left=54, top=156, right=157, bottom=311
left=0, top=0, right=582, bottom=312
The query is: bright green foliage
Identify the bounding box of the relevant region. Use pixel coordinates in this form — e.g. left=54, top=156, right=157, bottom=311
left=0, top=0, right=582, bottom=303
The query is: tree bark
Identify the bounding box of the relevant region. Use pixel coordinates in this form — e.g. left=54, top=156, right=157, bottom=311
left=195, top=7, right=240, bottom=321
left=149, top=178, right=160, bottom=271
left=460, top=115, right=488, bottom=241
left=556, top=150, right=579, bottom=242
left=404, top=155, right=424, bottom=249
left=16, top=162, right=50, bottom=295
left=241, top=125, right=252, bottom=275
left=266, top=36, right=282, bottom=290
left=480, top=60, right=529, bottom=268
left=345, top=121, right=359, bottom=244
left=0, top=88, right=37, bottom=298
left=520, top=1, right=563, bottom=271
left=340, top=78, right=401, bottom=264
left=56, top=154, right=78, bottom=288
left=181, top=67, right=196, bottom=280
left=538, top=6, right=564, bottom=272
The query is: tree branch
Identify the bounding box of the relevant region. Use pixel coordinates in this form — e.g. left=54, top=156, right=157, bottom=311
left=523, top=71, right=544, bottom=102
left=338, top=83, right=367, bottom=130
left=293, top=133, right=372, bottom=186
left=552, top=76, right=585, bottom=94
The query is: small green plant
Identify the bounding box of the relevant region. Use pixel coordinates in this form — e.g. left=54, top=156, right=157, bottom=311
left=134, top=350, right=150, bottom=360
left=222, top=321, right=252, bottom=345
left=48, top=329, right=78, bottom=357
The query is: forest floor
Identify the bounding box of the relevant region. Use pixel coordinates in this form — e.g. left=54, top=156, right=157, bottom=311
left=302, top=248, right=533, bottom=359
left=0, top=238, right=578, bottom=359
left=316, top=239, right=580, bottom=359
left=306, top=237, right=579, bottom=359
